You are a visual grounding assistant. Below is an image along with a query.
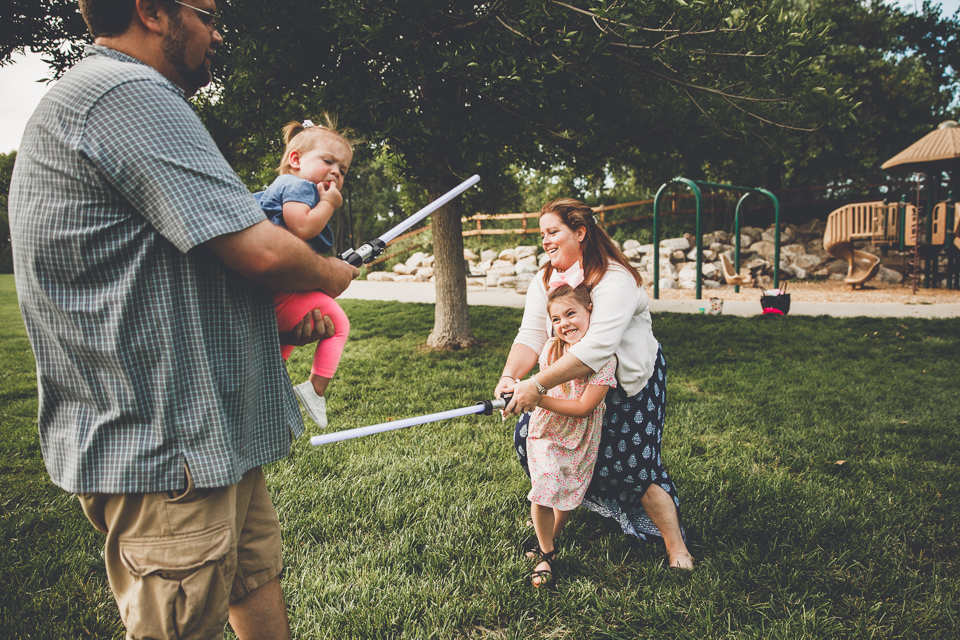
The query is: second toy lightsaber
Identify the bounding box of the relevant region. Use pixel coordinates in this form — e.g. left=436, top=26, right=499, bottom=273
left=310, top=396, right=508, bottom=446
left=338, top=174, right=480, bottom=266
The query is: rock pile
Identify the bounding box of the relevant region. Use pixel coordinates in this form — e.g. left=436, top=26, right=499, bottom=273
left=366, top=219, right=913, bottom=290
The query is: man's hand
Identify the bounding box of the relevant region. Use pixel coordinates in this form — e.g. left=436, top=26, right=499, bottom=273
left=279, top=309, right=335, bottom=346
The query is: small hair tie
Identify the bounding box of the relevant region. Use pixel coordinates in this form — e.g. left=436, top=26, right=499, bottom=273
left=548, top=261, right=585, bottom=290
left=302, top=119, right=316, bottom=128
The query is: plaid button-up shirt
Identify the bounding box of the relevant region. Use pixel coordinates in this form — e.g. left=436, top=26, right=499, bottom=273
left=9, top=45, right=303, bottom=494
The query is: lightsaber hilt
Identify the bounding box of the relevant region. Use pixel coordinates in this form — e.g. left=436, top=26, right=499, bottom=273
left=476, top=395, right=509, bottom=415
left=338, top=238, right=386, bottom=267
left=337, top=174, right=479, bottom=266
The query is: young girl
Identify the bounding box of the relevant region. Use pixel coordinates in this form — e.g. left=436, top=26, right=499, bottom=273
left=522, top=276, right=617, bottom=587
left=255, top=116, right=353, bottom=429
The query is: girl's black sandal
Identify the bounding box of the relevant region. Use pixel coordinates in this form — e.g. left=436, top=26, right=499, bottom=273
left=530, top=548, right=557, bottom=587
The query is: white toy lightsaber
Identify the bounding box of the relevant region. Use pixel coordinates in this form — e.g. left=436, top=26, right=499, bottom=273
left=338, top=174, right=480, bottom=266
left=310, top=395, right=508, bottom=446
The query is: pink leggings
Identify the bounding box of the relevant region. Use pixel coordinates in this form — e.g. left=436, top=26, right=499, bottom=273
left=273, top=290, right=349, bottom=379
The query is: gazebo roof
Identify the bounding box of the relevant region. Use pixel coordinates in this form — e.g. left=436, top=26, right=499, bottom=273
left=881, top=120, right=960, bottom=173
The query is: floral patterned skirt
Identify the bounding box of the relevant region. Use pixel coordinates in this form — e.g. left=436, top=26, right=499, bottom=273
left=514, top=345, right=685, bottom=541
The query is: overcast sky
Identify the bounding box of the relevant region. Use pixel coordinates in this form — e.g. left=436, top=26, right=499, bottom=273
left=1, top=0, right=958, bottom=154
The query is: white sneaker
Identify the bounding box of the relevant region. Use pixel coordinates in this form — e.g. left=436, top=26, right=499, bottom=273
left=293, top=381, right=328, bottom=429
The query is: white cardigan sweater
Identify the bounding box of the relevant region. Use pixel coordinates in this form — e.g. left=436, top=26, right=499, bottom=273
left=514, top=262, right=660, bottom=397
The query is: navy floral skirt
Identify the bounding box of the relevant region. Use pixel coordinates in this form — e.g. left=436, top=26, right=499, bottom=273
left=514, top=345, right=684, bottom=541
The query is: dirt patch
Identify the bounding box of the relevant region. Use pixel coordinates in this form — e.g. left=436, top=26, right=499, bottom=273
left=654, top=278, right=960, bottom=305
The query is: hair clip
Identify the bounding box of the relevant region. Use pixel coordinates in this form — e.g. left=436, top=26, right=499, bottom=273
left=302, top=119, right=316, bottom=128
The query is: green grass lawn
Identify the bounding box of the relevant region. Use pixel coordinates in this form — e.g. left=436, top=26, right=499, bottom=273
left=1, top=272, right=958, bottom=639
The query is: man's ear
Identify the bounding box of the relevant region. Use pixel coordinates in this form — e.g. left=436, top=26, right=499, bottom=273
left=135, top=0, right=169, bottom=36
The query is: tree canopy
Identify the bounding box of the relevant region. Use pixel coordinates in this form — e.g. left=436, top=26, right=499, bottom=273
left=199, top=0, right=850, bottom=347
left=6, top=1, right=958, bottom=346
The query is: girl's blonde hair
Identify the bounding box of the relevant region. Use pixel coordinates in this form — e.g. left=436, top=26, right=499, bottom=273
left=539, top=198, right=643, bottom=289
left=546, top=283, right=593, bottom=363
left=277, top=113, right=356, bottom=175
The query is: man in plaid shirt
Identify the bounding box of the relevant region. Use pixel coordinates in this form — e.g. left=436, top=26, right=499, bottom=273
left=8, top=1, right=358, bottom=637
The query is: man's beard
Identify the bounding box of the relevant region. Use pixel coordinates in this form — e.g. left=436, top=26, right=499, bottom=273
left=161, top=12, right=212, bottom=94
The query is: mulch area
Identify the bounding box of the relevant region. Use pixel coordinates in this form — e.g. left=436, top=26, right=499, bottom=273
left=654, top=278, right=960, bottom=305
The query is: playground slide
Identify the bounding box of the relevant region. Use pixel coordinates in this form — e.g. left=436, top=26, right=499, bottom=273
left=823, top=205, right=882, bottom=288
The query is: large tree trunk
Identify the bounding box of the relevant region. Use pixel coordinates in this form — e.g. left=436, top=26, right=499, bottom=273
left=426, top=184, right=477, bottom=350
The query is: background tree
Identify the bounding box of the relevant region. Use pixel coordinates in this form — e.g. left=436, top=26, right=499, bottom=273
left=688, top=0, right=959, bottom=194
left=202, top=0, right=846, bottom=348
left=4, top=1, right=876, bottom=348
left=0, top=151, right=16, bottom=273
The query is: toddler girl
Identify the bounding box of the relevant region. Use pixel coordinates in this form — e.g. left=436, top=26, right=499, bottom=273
left=255, top=116, right=353, bottom=428
left=522, top=275, right=617, bottom=587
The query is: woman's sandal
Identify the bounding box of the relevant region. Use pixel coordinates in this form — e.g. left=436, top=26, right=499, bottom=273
left=530, top=549, right=557, bottom=587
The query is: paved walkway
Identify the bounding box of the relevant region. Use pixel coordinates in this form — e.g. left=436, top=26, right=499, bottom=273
left=340, top=281, right=960, bottom=318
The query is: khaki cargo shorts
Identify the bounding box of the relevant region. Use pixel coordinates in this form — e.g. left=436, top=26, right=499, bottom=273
left=78, top=465, right=282, bottom=639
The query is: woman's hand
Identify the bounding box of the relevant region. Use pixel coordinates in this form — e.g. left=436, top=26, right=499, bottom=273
left=494, top=375, right=518, bottom=401
left=503, top=379, right=541, bottom=416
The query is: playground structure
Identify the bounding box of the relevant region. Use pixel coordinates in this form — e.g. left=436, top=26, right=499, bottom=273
left=823, top=199, right=960, bottom=288
left=652, top=178, right=780, bottom=299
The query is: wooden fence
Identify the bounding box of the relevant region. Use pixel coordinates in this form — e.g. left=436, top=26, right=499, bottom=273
left=461, top=199, right=655, bottom=237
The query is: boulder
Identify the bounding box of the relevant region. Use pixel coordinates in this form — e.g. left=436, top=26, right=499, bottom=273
left=659, top=277, right=678, bottom=290
left=825, top=259, right=849, bottom=275
left=405, top=251, right=427, bottom=268
left=392, top=262, right=416, bottom=275
left=480, top=249, right=498, bottom=262
left=660, top=237, right=691, bottom=252
left=877, top=266, right=904, bottom=284
left=622, top=239, right=641, bottom=252
left=514, top=245, right=538, bottom=260
left=791, top=253, right=824, bottom=272
left=462, top=248, right=477, bottom=261
left=781, top=243, right=807, bottom=257
left=678, top=265, right=697, bottom=283
left=498, top=248, right=516, bottom=263
left=748, top=241, right=776, bottom=260
left=367, top=271, right=396, bottom=282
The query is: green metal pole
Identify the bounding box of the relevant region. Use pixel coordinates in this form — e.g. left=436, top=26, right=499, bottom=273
left=693, top=184, right=703, bottom=299
left=652, top=184, right=668, bottom=300
left=652, top=178, right=702, bottom=299
left=946, top=189, right=955, bottom=289
left=926, top=175, right=937, bottom=287
left=898, top=195, right=907, bottom=253
left=734, top=194, right=749, bottom=294
left=758, top=188, right=781, bottom=289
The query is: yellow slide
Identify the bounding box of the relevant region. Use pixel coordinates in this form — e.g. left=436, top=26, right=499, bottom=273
left=823, top=204, right=882, bottom=289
